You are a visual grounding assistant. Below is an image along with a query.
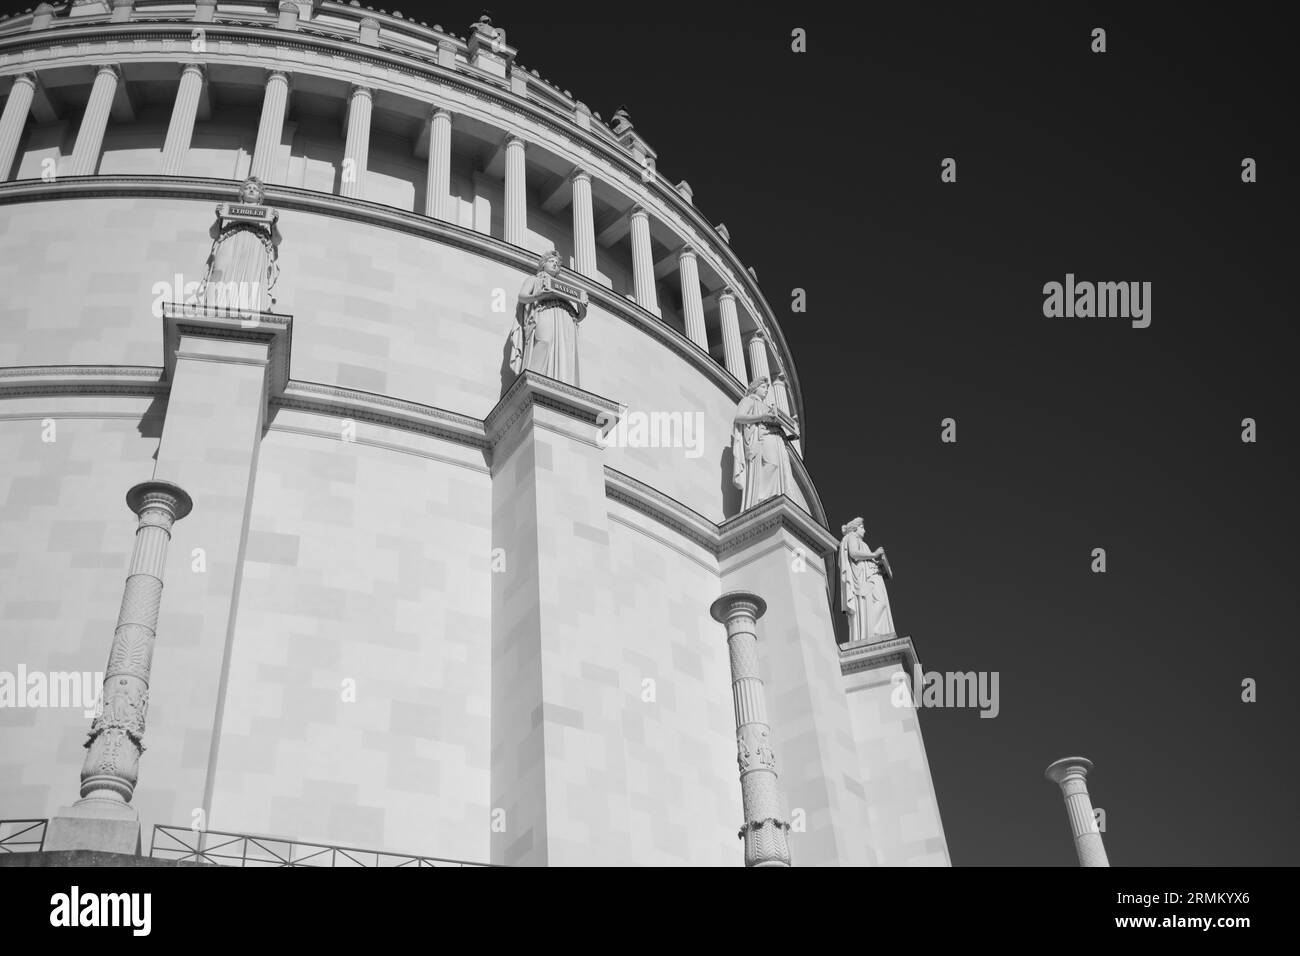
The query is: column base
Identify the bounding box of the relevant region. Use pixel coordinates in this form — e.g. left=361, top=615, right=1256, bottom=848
left=43, top=798, right=142, bottom=856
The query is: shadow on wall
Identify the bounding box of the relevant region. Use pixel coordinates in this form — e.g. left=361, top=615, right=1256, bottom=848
left=137, top=394, right=167, bottom=462
left=719, top=441, right=741, bottom=518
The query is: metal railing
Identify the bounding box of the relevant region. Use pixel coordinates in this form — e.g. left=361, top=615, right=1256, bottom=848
left=0, top=819, right=47, bottom=854
left=149, top=825, right=491, bottom=868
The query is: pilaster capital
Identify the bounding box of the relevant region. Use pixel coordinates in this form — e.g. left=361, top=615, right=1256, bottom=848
left=485, top=371, right=622, bottom=463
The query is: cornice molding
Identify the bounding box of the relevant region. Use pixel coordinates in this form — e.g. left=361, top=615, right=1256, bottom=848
left=717, top=493, right=838, bottom=561
left=0, top=364, right=165, bottom=398
left=839, top=634, right=922, bottom=678
left=276, top=380, right=487, bottom=450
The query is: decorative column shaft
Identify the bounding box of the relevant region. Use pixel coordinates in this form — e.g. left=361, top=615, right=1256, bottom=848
left=678, top=245, right=708, bottom=350
left=425, top=107, right=453, bottom=220
left=69, top=64, right=119, bottom=176
left=719, top=288, right=747, bottom=385
left=571, top=168, right=597, bottom=278
left=503, top=135, right=526, bottom=246
left=1045, top=757, right=1110, bottom=867
left=340, top=85, right=372, bottom=200
left=79, top=481, right=193, bottom=805
left=710, top=590, right=792, bottom=867
left=0, top=73, right=36, bottom=181
left=747, top=329, right=772, bottom=383
left=629, top=205, right=658, bottom=314
left=249, top=70, right=289, bottom=183
left=160, top=64, right=204, bottom=175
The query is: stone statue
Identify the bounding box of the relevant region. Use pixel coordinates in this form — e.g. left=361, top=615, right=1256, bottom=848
left=509, top=249, right=588, bottom=385
left=839, top=516, right=896, bottom=643
left=731, top=376, right=795, bottom=511
left=198, top=175, right=281, bottom=315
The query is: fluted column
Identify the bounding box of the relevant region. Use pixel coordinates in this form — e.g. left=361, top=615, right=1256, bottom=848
left=710, top=591, right=791, bottom=867
left=747, top=329, right=772, bottom=383
left=504, top=135, right=526, bottom=245
left=249, top=70, right=289, bottom=183
left=0, top=73, right=36, bottom=181
left=718, top=288, right=747, bottom=385
left=340, top=85, right=373, bottom=199
left=1045, top=757, right=1110, bottom=867
left=160, top=64, right=204, bottom=175
left=424, top=107, right=452, bottom=220
left=571, top=168, right=597, bottom=278
left=629, top=205, right=658, bottom=314
left=68, top=64, right=119, bottom=176
left=79, top=481, right=193, bottom=805
left=678, top=245, right=707, bottom=350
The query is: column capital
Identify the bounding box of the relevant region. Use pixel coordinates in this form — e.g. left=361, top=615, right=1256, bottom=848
left=1045, top=756, right=1094, bottom=786
left=505, top=133, right=526, bottom=148
left=710, top=590, right=768, bottom=627
left=265, top=69, right=291, bottom=86
left=570, top=166, right=592, bottom=185
left=348, top=84, right=375, bottom=100
left=10, top=72, right=38, bottom=91
left=747, top=328, right=766, bottom=344
left=179, top=62, right=206, bottom=79
left=719, top=286, right=737, bottom=302
left=93, top=63, right=122, bottom=81
left=629, top=204, right=650, bottom=221
left=430, top=105, right=453, bottom=121
left=126, top=479, right=194, bottom=522
left=678, top=243, right=697, bottom=260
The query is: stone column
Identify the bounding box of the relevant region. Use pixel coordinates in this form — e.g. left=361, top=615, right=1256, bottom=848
left=160, top=64, right=204, bottom=175
left=0, top=73, right=36, bottom=182
left=719, top=288, right=747, bottom=385
left=424, top=107, right=453, bottom=220
left=340, top=85, right=372, bottom=200
left=678, top=245, right=708, bottom=350
left=571, top=167, right=597, bottom=278
left=68, top=64, right=119, bottom=176
left=1045, top=757, right=1110, bottom=867
left=773, top=372, right=799, bottom=454
left=629, top=205, right=658, bottom=314
left=710, top=590, right=792, bottom=867
left=44, top=480, right=193, bottom=854
left=747, top=329, right=772, bottom=383
left=503, top=135, right=526, bottom=246
left=249, top=70, right=290, bottom=183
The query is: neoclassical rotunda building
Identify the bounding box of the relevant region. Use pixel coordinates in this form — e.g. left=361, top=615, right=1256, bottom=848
left=0, top=1, right=948, bottom=866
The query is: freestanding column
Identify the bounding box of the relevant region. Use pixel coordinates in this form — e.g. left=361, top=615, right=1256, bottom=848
left=0, top=73, right=36, bottom=181
left=710, top=590, right=792, bottom=867
left=1045, top=757, right=1110, bottom=867
left=629, top=205, right=658, bottom=314
left=773, top=372, right=800, bottom=454
left=503, top=135, right=526, bottom=245
left=340, top=85, right=372, bottom=200
left=747, top=329, right=772, bottom=383
left=44, top=480, right=193, bottom=854
left=678, top=245, right=708, bottom=350
left=424, top=107, right=453, bottom=220
left=68, top=64, right=119, bottom=176
left=160, top=64, right=204, bottom=175
left=719, top=288, right=747, bottom=385
left=570, top=167, right=597, bottom=277
left=249, top=70, right=289, bottom=182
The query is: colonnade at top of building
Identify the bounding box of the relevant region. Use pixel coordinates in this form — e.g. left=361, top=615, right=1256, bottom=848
left=0, top=3, right=800, bottom=422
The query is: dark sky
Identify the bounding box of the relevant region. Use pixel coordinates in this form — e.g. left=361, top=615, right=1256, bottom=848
left=437, top=1, right=1297, bottom=866
left=12, top=1, right=1295, bottom=866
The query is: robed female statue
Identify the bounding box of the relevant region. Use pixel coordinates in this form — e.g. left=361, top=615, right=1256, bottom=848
left=839, top=516, right=896, bottom=643
left=197, top=175, right=281, bottom=314
left=731, top=376, right=795, bottom=511
left=509, top=249, right=588, bottom=385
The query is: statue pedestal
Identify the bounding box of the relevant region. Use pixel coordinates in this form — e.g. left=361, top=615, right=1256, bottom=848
left=44, top=798, right=142, bottom=856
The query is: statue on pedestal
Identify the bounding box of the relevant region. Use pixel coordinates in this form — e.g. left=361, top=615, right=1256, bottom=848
left=731, top=376, right=795, bottom=511
left=509, top=249, right=588, bottom=385
left=197, top=175, right=281, bottom=315
left=839, top=516, right=896, bottom=643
